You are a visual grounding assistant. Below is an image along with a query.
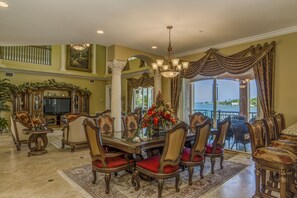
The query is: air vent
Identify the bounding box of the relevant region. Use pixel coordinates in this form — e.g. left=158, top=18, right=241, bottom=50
left=5, top=72, right=14, bottom=77
left=90, top=80, right=95, bottom=83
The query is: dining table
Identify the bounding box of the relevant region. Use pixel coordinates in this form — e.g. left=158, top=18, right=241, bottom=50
left=101, top=128, right=196, bottom=155
left=281, top=122, right=297, bottom=136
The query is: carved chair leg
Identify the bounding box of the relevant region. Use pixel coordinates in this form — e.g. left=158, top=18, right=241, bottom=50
left=220, top=155, right=224, bottom=169
left=255, top=164, right=261, bottom=197
left=266, top=171, right=274, bottom=195
left=157, top=179, right=164, bottom=198
left=92, top=170, right=97, bottom=184
left=71, top=146, right=75, bottom=152
left=114, top=172, right=118, bottom=177
left=16, top=143, right=21, bottom=151
left=61, top=141, right=65, bottom=149
left=210, top=157, right=216, bottom=174
left=105, top=173, right=111, bottom=194
left=261, top=169, right=266, bottom=193
left=175, top=174, right=180, bottom=192
left=200, top=164, right=205, bottom=179
left=132, top=170, right=140, bottom=191
left=279, top=170, right=287, bottom=198
left=188, top=166, right=194, bottom=185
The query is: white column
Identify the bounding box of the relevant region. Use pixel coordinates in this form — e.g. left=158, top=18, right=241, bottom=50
left=60, top=45, right=66, bottom=71
left=92, top=44, right=97, bottom=74
left=108, top=59, right=125, bottom=131
left=154, top=71, right=162, bottom=97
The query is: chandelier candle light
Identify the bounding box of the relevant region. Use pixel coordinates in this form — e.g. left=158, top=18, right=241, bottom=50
left=152, top=26, right=189, bottom=78
left=70, top=44, right=90, bottom=51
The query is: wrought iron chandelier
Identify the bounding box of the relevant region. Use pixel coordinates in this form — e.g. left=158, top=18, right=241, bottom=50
left=70, top=44, right=90, bottom=51
left=152, top=26, right=189, bottom=78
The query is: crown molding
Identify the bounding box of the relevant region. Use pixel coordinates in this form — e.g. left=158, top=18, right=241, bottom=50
left=0, top=67, right=106, bottom=81
left=177, top=25, right=297, bottom=57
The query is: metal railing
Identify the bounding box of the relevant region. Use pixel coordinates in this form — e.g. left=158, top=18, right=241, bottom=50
left=0, top=46, right=52, bottom=65
left=193, top=109, right=257, bottom=121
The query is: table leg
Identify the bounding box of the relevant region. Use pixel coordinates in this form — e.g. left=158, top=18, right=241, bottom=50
left=27, top=133, right=49, bottom=156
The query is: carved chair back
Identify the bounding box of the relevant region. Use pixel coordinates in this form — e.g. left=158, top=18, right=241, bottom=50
left=189, top=112, right=206, bottom=132
left=213, top=116, right=231, bottom=149
left=96, top=115, right=115, bottom=135
left=83, top=119, right=107, bottom=166
left=274, top=113, right=286, bottom=138
left=100, top=109, right=111, bottom=116
left=191, top=118, right=212, bottom=159
left=158, top=122, right=188, bottom=173
left=263, top=116, right=277, bottom=145
left=124, top=113, right=140, bottom=131
left=246, top=120, right=265, bottom=153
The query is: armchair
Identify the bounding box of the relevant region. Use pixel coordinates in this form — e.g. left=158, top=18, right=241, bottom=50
left=10, top=111, right=33, bottom=151
left=83, top=119, right=134, bottom=194
left=132, top=122, right=188, bottom=198
left=61, top=114, right=97, bottom=152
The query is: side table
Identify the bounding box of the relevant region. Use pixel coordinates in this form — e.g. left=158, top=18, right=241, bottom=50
left=23, top=128, right=54, bottom=157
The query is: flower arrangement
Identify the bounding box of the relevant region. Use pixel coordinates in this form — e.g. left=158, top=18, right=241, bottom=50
left=141, top=92, right=177, bottom=131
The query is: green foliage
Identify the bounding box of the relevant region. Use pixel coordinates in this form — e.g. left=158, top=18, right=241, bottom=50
left=0, top=78, right=13, bottom=112
left=0, top=117, right=9, bottom=131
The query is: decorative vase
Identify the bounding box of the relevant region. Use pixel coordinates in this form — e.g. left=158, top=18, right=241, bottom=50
left=152, top=122, right=166, bottom=137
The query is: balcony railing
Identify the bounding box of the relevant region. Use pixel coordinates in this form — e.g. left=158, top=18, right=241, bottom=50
left=0, top=46, right=52, bottom=65
left=193, top=109, right=257, bottom=121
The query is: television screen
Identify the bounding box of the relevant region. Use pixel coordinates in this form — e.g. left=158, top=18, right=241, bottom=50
left=44, top=98, right=71, bottom=114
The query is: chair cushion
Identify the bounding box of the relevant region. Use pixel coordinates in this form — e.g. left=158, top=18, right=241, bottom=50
left=136, top=155, right=179, bottom=174
left=270, top=140, right=297, bottom=153
left=93, top=156, right=133, bottom=168
left=280, top=135, right=297, bottom=143
left=253, top=147, right=297, bottom=165
left=181, top=147, right=204, bottom=162
left=205, top=143, right=223, bottom=154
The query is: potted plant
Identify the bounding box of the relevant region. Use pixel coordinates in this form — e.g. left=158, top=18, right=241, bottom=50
left=0, top=78, right=13, bottom=132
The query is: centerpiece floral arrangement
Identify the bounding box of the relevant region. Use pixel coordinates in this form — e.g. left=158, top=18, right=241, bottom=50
left=141, top=92, right=177, bottom=134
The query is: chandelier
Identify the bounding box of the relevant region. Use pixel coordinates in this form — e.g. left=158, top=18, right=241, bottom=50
left=70, top=44, right=90, bottom=51
left=152, top=26, right=189, bottom=78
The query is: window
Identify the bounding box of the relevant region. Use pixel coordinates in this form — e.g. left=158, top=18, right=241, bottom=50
left=105, top=85, right=112, bottom=109
left=249, top=80, right=257, bottom=120
left=133, top=87, right=153, bottom=112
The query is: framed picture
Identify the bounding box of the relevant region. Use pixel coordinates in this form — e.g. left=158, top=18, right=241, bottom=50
left=66, top=44, right=92, bottom=72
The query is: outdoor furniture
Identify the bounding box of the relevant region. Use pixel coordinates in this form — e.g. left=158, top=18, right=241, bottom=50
left=83, top=119, right=134, bottom=194
left=205, top=116, right=231, bottom=174
left=230, top=119, right=250, bottom=152
left=246, top=120, right=297, bottom=198
left=180, top=118, right=211, bottom=185
left=132, top=122, right=188, bottom=198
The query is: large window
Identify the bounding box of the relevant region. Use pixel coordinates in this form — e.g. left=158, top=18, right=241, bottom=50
left=133, top=87, right=153, bottom=112
left=249, top=80, right=257, bottom=120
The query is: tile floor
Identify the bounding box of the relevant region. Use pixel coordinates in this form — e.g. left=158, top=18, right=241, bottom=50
left=0, top=131, right=255, bottom=198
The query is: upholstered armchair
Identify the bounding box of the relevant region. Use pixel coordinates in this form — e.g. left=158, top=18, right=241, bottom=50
left=10, top=111, right=33, bottom=151
left=180, top=118, right=212, bottom=185
left=61, top=114, right=97, bottom=152
left=83, top=119, right=134, bottom=194
left=132, top=122, right=188, bottom=198
left=246, top=120, right=297, bottom=198
left=204, top=116, right=230, bottom=174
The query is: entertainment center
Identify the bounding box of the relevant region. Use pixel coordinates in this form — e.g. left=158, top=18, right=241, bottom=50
left=12, top=79, right=91, bottom=127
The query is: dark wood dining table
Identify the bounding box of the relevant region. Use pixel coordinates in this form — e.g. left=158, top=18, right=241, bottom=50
left=101, top=128, right=196, bottom=155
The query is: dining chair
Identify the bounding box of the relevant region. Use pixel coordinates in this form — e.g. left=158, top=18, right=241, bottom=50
left=246, top=120, right=297, bottom=198
left=274, top=113, right=297, bottom=143
left=188, top=112, right=206, bottom=133
left=95, top=114, right=115, bottom=135
left=204, top=116, right=231, bottom=174
left=132, top=121, right=188, bottom=198
left=83, top=119, right=134, bottom=194
left=180, top=118, right=212, bottom=185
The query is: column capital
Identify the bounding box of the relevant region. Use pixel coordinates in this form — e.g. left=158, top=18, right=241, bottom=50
left=107, top=59, right=126, bottom=75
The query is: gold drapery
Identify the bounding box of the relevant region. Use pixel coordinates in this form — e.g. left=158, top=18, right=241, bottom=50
left=172, top=41, right=275, bottom=117
left=171, top=75, right=182, bottom=114
left=127, top=73, right=154, bottom=113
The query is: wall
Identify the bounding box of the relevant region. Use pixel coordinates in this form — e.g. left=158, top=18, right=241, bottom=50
left=181, top=32, right=297, bottom=126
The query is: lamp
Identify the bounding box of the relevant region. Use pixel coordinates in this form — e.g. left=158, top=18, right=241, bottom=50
left=152, top=26, right=189, bottom=78
left=70, top=44, right=90, bottom=51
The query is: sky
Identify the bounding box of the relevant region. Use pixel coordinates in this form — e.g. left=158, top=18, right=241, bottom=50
left=194, top=79, right=257, bottom=102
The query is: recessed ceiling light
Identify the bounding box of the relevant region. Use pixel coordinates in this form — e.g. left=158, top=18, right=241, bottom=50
left=0, top=2, right=8, bottom=7
left=152, top=46, right=157, bottom=49
left=199, top=30, right=203, bottom=33
left=97, top=30, right=104, bottom=34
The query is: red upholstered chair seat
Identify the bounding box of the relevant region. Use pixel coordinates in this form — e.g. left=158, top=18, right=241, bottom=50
left=136, top=155, right=179, bottom=174
left=181, top=147, right=204, bottom=162
left=205, top=143, right=223, bottom=154
left=93, top=156, right=134, bottom=168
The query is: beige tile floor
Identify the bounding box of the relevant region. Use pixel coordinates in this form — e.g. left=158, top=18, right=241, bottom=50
left=0, top=131, right=255, bottom=198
